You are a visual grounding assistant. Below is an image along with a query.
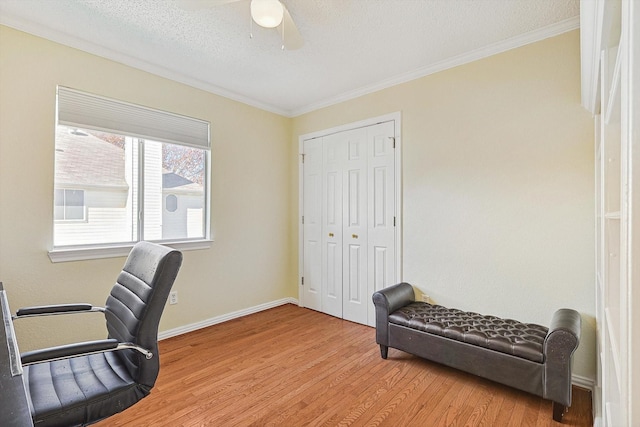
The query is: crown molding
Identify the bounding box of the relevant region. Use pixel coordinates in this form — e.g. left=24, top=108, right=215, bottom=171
left=290, top=16, right=580, bottom=117
left=0, top=15, right=291, bottom=117
left=1, top=13, right=579, bottom=119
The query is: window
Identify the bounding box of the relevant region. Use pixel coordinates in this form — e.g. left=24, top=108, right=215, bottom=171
left=54, top=189, right=85, bottom=221
left=166, top=194, right=178, bottom=213
left=52, top=87, right=210, bottom=252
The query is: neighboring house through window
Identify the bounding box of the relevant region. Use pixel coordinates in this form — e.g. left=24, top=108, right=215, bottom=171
left=53, top=87, right=210, bottom=249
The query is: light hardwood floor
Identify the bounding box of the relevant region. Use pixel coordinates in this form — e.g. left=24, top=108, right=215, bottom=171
left=98, top=304, right=592, bottom=426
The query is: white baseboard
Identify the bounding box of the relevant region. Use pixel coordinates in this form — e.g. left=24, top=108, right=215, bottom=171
left=158, top=297, right=299, bottom=341
left=572, top=373, right=595, bottom=391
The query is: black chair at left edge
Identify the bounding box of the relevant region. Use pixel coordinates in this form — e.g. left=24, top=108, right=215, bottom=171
left=13, top=241, right=183, bottom=427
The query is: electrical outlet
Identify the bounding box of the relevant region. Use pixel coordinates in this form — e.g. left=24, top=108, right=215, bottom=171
left=169, top=291, right=178, bottom=305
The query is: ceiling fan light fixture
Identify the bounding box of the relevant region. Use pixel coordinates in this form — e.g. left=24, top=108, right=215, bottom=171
left=250, top=0, right=284, bottom=28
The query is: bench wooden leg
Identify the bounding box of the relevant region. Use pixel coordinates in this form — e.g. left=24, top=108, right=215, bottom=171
left=552, top=401, right=565, bottom=422
left=380, top=345, right=388, bottom=359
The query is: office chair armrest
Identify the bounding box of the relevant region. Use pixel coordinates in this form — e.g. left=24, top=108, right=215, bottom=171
left=21, top=339, right=154, bottom=366
left=14, top=303, right=105, bottom=319
left=21, top=339, right=118, bottom=365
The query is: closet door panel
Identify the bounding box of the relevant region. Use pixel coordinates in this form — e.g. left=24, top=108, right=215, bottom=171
left=302, top=139, right=323, bottom=311
left=343, top=129, right=369, bottom=324
left=322, top=134, right=344, bottom=318
left=367, top=122, right=396, bottom=326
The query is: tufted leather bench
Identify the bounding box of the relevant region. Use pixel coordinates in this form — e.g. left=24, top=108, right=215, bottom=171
left=373, top=283, right=581, bottom=422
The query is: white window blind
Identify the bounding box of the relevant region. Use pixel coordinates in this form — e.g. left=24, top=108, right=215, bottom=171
left=56, top=86, right=210, bottom=149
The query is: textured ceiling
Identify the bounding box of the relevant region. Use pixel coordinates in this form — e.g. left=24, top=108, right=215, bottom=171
left=0, top=0, right=580, bottom=116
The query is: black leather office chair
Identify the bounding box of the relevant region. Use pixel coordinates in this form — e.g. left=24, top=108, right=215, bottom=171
left=14, top=241, right=183, bottom=427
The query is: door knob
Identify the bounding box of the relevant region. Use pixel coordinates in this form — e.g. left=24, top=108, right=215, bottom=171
left=329, top=233, right=334, bottom=237
left=352, top=234, right=358, bottom=238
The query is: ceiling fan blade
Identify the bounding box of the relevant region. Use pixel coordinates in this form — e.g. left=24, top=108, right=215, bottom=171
left=277, top=4, right=303, bottom=50
left=177, top=0, right=242, bottom=11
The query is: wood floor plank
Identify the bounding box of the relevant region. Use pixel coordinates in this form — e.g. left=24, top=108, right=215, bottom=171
left=352, top=361, right=437, bottom=426
left=477, top=384, right=506, bottom=427
left=361, top=359, right=459, bottom=427
left=96, top=304, right=593, bottom=426
left=230, top=335, right=382, bottom=426
left=408, top=368, right=472, bottom=426
left=462, top=383, right=497, bottom=427
left=334, top=361, right=434, bottom=426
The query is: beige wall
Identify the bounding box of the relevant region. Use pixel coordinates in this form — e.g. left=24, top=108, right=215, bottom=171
left=0, top=26, right=596, bottom=381
left=0, top=26, right=296, bottom=349
left=291, top=30, right=595, bottom=379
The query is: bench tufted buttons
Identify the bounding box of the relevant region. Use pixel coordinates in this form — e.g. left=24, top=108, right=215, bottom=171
left=388, top=302, right=548, bottom=363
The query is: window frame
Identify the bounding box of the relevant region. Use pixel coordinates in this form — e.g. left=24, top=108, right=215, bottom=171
left=49, top=87, right=212, bottom=263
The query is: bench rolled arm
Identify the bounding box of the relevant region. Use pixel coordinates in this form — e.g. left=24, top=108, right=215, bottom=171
left=372, top=283, right=415, bottom=346
left=543, top=308, right=581, bottom=406
left=372, top=282, right=415, bottom=314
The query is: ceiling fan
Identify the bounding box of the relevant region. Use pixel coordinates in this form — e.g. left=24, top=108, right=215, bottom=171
left=178, top=0, right=304, bottom=50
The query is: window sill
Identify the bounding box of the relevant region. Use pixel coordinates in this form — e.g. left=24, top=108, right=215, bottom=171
left=48, top=240, right=213, bottom=263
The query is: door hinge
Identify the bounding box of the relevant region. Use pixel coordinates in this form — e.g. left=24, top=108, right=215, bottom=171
left=301, top=276, right=304, bottom=285
left=301, top=153, right=305, bottom=163
left=394, top=216, right=396, bottom=227
left=390, top=137, right=396, bottom=148
left=302, top=216, right=304, bottom=224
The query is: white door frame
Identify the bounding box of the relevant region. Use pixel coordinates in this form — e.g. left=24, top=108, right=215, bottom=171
left=298, top=112, right=403, bottom=309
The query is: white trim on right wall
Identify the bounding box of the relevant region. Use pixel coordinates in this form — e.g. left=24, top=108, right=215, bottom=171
left=582, top=1, right=639, bottom=425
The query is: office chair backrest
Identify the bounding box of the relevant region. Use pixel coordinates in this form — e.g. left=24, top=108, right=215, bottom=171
left=104, top=241, right=183, bottom=388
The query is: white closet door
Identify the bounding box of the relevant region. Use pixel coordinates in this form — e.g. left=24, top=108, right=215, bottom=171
left=302, top=139, right=323, bottom=311
left=321, top=133, right=344, bottom=318
left=342, top=129, right=369, bottom=324
left=301, top=118, right=398, bottom=326
left=367, top=121, right=396, bottom=326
